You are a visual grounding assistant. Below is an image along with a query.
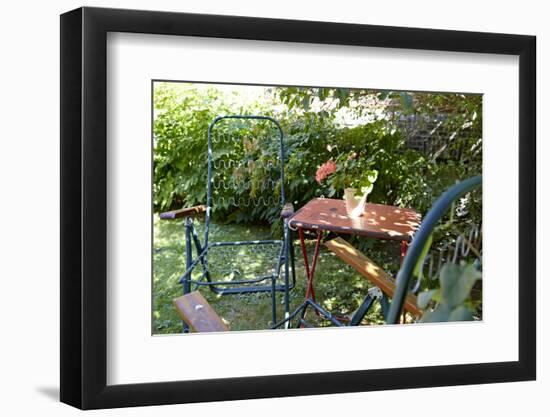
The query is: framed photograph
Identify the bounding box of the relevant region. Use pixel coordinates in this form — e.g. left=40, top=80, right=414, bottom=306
left=60, top=6, right=536, bottom=409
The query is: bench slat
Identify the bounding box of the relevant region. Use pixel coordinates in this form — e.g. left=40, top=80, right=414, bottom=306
left=325, top=237, right=422, bottom=317
left=173, top=291, right=229, bottom=332
left=160, top=205, right=207, bottom=220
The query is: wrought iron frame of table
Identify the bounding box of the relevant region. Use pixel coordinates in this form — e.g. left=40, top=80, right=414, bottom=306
left=287, top=198, right=421, bottom=323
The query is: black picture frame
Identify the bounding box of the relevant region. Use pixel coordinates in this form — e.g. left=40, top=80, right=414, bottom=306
left=60, top=6, right=536, bottom=410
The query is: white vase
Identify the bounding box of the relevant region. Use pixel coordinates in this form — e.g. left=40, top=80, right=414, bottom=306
left=344, top=188, right=368, bottom=218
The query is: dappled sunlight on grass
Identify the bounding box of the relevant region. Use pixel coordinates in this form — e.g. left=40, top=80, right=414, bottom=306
left=153, top=215, right=401, bottom=334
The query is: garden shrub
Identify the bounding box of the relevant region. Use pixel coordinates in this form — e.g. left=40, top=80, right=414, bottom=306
left=153, top=83, right=482, bottom=232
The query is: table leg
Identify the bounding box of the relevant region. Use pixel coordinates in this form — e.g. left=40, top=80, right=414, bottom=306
left=298, top=228, right=323, bottom=303
left=400, top=240, right=408, bottom=264
left=307, top=231, right=323, bottom=301
left=297, top=228, right=310, bottom=297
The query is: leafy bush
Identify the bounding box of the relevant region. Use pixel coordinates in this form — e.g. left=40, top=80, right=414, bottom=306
left=153, top=83, right=274, bottom=216
left=153, top=83, right=482, bottom=232
left=418, top=262, right=482, bottom=322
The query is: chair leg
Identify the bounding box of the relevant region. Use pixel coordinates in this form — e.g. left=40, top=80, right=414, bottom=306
left=190, top=222, right=211, bottom=286
left=182, top=217, right=193, bottom=333
left=283, top=223, right=291, bottom=326
left=289, top=230, right=296, bottom=288
left=270, top=275, right=277, bottom=325
left=349, top=295, right=376, bottom=326
left=380, top=294, right=390, bottom=320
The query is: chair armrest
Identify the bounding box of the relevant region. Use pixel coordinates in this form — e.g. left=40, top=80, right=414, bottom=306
left=281, top=203, right=294, bottom=219
left=160, top=205, right=207, bottom=220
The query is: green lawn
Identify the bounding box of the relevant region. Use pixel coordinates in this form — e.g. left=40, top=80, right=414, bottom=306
left=153, top=216, right=403, bottom=334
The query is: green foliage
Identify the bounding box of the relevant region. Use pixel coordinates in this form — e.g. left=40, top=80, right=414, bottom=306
left=153, top=83, right=225, bottom=211
left=418, top=262, right=482, bottom=323
left=154, top=83, right=482, bottom=236
left=153, top=83, right=278, bottom=224
left=273, top=87, right=482, bottom=218
left=153, top=83, right=483, bottom=330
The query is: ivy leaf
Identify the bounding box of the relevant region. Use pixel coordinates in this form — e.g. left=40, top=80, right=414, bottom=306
left=417, top=289, right=437, bottom=309
left=448, top=306, right=474, bottom=322
left=420, top=303, right=451, bottom=323
left=440, top=263, right=481, bottom=309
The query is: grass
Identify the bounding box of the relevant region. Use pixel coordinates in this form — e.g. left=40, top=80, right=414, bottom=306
left=153, top=216, right=404, bottom=334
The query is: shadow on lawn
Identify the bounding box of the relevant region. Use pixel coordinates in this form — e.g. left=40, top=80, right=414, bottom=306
left=153, top=217, right=401, bottom=334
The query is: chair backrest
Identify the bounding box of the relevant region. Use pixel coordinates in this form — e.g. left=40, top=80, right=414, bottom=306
left=387, top=175, right=482, bottom=323
left=205, top=115, right=285, bottom=246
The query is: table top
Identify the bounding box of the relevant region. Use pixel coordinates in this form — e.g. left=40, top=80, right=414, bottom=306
left=288, top=198, right=421, bottom=242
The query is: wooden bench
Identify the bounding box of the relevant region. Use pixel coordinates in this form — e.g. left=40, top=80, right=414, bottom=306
left=325, top=237, right=422, bottom=317
left=173, top=291, right=229, bottom=332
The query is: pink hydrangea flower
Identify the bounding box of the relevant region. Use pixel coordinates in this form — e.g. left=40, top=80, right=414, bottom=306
left=315, top=159, right=337, bottom=184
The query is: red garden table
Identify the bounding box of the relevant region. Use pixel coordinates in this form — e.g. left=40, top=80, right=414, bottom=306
left=287, top=198, right=421, bottom=304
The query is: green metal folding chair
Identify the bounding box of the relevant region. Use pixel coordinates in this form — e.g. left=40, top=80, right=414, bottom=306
left=160, top=115, right=296, bottom=332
